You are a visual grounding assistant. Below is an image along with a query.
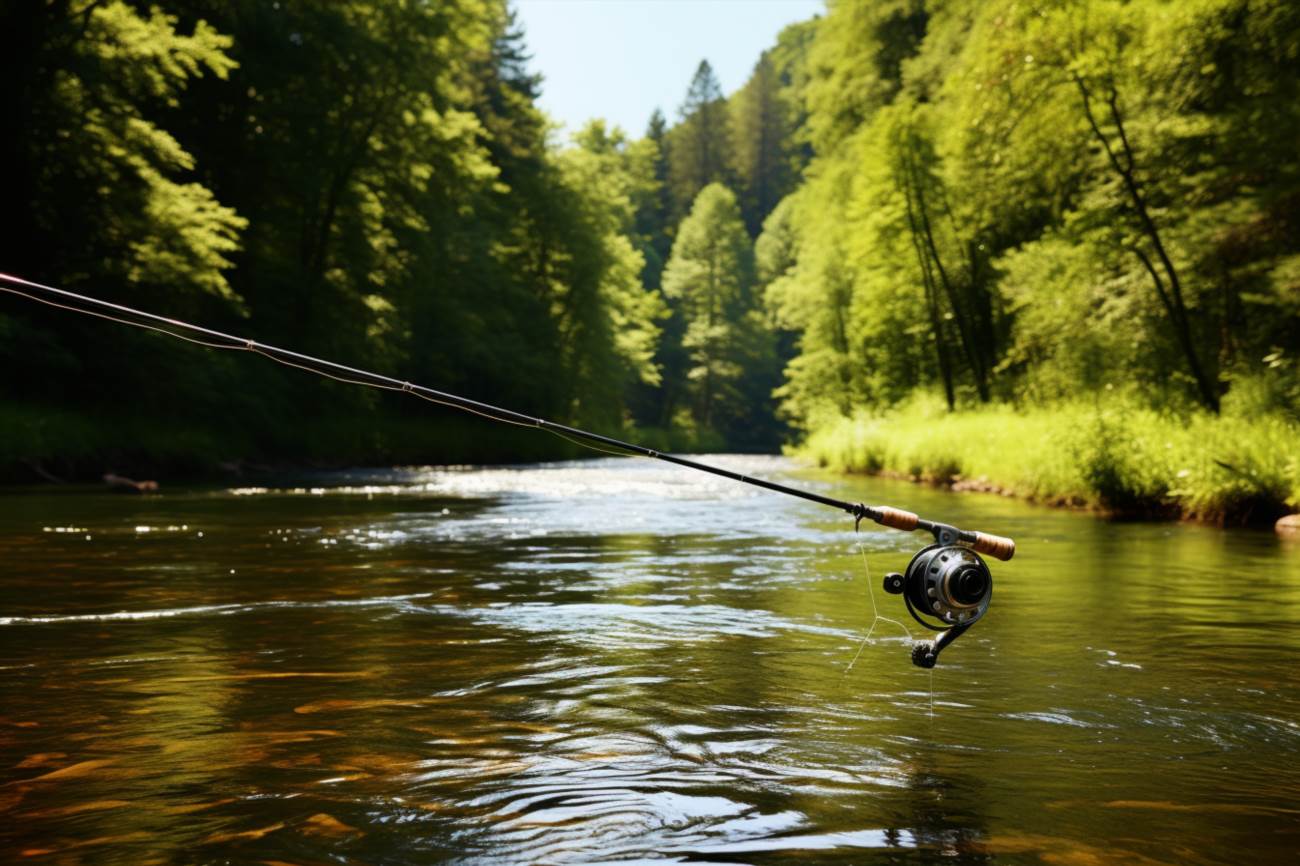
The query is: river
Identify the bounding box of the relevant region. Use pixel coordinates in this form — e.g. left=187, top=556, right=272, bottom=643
left=1, top=456, right=1298, bottom=864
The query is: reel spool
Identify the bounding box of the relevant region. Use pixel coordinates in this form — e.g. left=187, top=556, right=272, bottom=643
left=883, top=542, right=993, bottom=668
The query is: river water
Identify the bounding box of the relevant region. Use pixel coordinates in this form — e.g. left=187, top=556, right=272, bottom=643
left=1, top=456, right=1297, bottom=864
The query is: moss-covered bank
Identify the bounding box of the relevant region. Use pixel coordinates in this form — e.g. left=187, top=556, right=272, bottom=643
left=799, top=397, right=1300, bottom=526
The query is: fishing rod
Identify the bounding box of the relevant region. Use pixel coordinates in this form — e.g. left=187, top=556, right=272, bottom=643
left=1, top=271, right=1014, bottom=667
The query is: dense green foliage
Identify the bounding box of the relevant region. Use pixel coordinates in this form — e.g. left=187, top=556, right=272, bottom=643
left=762, top=0, right=1300, bottom=522
left=1, top=0, right=667, bottom=475
left=768, top=0, right=1300, bottom=428
left=2, top=0, right=1296, bottom=520
left=660, top=184, right=777, bottom=446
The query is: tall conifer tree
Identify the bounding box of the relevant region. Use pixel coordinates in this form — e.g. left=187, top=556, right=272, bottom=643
left=661, top=183, right=770, bottom=436
left=636, top=108, right=674, bottom=290
left=731, top=52, right=793, bottom=235
left=668, top=60, right=733, bottom=222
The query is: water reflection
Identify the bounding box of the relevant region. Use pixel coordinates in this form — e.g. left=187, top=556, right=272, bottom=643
left=1, top=456, right=1298, bottom=863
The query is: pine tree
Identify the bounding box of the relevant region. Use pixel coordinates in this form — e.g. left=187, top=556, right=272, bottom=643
left=636, top=108, right=674, bottom=289
left=661, top=184, right=763, bottom=432
left=731, top=52, right=793, bottom=235
left=668, top=60, right=733, bottom=222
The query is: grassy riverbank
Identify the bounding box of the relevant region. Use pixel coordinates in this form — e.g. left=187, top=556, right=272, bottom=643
left=799, top=396, right=1300, bottom=526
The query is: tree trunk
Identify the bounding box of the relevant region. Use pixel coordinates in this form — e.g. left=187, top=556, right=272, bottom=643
left=902, top=175, right=955, bottom=410
left=907, top=152, right=990, bottom=402
left=1075, top=76, right=1220, bottom=413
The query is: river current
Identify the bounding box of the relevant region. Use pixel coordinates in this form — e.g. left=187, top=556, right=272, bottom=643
left=2, top=456, right=1298, bottom=863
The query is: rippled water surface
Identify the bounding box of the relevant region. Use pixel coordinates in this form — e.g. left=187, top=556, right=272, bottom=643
left=2, top=456, right=1299, bottom=864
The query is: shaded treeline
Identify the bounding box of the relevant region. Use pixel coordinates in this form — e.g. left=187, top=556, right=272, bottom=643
left=0, top=0, right=811, bottom=477
left=0, top=2, right=691, bottom=474
left=3, top=0, right=1299, bottom=485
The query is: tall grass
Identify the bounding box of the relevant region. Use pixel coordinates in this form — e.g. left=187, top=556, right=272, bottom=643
left=799, top=395, right=1300, bottom=525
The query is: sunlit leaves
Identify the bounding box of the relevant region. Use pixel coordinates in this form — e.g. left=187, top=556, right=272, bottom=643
left=773, top=0, right=1300, bottom=425
left=87, top=2, right=238, bottom=101
left=126, top=171, right=247, bottom=302
left=554, top=123, right=666, bottom=403
left=662, top=184, right=768, bottom=432
left=46, top=1, right=247, bottom=302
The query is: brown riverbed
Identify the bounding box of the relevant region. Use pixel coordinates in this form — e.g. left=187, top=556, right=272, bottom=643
left=2, top=456, right=1298, bottom=863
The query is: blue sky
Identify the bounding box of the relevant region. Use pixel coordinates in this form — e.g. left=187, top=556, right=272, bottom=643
left=514, top=0, right=824, bottom=140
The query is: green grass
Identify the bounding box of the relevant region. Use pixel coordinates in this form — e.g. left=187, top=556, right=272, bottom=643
left=798, top=395, right=1300, bottom=526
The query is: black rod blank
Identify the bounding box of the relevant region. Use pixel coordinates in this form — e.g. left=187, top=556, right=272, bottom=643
left=0, top=272, right=1015, bottom=560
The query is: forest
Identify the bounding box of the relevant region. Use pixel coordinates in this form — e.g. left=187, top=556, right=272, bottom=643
left=1, top=0, right=1298, bottom=523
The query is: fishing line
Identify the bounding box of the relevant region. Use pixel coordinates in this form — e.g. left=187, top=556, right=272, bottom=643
left=0, top=279, right=639, bottom=460
left=250, top=350, right=640, bottom=458
left=844, top=538, right=934, bottom=717
left=0, top=283, right=242, bottom=352
left=844, top=538, right=914, bottom=675
left=0, top=271, right=1016, bottom=669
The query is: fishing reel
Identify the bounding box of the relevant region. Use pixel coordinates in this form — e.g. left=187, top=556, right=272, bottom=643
left=884, top=540, right=991, bottom=668
left=857, top=507, right=1010, bottom=669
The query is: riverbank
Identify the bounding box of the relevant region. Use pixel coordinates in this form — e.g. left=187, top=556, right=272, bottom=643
left=798, top=397, right=1300, bottom=526
left=0, top=400, right=727, bottom=484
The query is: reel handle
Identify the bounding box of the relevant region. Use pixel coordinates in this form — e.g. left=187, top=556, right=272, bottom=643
left=912, top=624, right=970, bottom=668
left=970, top=531, right=1015, bottom=562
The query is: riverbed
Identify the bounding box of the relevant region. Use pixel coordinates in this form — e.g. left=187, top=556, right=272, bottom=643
left=2, top=456, right=1297, bottom=863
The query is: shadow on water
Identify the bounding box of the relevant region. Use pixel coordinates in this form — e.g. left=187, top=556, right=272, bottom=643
left=1, top=456, right=1297, bottom=863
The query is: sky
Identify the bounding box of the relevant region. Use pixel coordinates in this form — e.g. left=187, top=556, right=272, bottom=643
left=514, top=0, right=823, bottom=140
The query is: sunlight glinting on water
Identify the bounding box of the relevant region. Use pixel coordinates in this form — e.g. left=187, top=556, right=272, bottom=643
left=2, top=456, right=1299, bottom=864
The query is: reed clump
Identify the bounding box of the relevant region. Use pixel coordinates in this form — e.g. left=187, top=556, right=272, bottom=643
left=799, top=395, right=1300, bottom=526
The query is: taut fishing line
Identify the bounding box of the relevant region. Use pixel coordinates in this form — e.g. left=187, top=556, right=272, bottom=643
left=1, top=271, right=1016, bottom=669
left=844, top=540, right=914, bottom=675
left=845, top=537, right=935, bottom=718
left=0, top=278, right=636, bottom=459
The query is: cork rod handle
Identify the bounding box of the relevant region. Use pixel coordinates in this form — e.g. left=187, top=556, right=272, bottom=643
left=971, top=531, right=1016, bottom=562
left=875, top=507, right=919, bottom=531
